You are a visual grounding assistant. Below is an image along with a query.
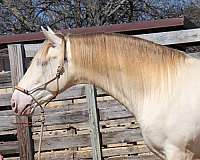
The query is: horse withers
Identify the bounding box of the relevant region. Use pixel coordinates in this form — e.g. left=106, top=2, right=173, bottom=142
left=11, top=27, right=200, bottom=160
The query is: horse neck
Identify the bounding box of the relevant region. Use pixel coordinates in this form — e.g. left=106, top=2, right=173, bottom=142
left=73, top=54, right=136, bottom=112
left=69, top=34, right=186, bottom=116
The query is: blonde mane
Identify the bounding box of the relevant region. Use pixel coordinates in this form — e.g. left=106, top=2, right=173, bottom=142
left=71, top=34, right=185, bottom=81
left=70, top=33, right=186, bottom=67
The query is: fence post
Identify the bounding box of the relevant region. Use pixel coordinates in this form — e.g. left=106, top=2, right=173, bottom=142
left=86, top=84, right=103, bottom=160
left=8, top=44, right=34, bottom=160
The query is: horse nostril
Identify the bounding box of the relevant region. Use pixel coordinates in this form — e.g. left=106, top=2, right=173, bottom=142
left=11, top=100, right=15, bottom=109
left=11, top=99, right=18, bottom=112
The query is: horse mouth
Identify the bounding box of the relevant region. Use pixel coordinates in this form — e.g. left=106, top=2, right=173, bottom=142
left=19, top=104, right=35, bottom=116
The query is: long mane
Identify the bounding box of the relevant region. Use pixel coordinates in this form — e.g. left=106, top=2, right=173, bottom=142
left=70, top=33, right=186, bottom=68
left=68, top=33, right=188, bottom=106
left=70, top=33, right=186, bottom=80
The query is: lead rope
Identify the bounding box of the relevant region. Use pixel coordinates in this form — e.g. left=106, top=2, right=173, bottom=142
left=37, top=66, right=63, bottom=160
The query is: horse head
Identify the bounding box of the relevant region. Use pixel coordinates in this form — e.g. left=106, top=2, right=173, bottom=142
left=11, top=27, right=74, bottom=115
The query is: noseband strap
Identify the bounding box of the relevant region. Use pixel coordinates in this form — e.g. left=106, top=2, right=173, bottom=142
left=15, top=86, right=29, bottom=95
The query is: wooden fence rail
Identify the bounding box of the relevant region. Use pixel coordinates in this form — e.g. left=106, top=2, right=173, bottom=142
left=0, top=71, right=11, bottom=88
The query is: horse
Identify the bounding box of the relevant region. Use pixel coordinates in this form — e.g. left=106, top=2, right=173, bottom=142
left=11, top=27, right=200, bottom=160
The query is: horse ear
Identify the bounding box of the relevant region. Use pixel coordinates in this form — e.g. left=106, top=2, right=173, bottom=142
left=41, top=26, right=62, bottom=47
left=47, top=26, right=55, bottom=35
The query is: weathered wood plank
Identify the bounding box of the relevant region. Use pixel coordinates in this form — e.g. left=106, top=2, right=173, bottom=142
left=1, top=127, right=143, bottom=157
left=135, top=28, right=200, bottom=45
left=31, top=117, right=136, bottom=134
left=8, top=45, right=25, bottom=87
left=2, top=145, right=155, bottom=160
left=32, top=145, right=151, bottom=160
left=0, top=113, right=142, bottom=158
left=0, top=85, right=106, bottom=107
left=86, top=85, right=103, bottom=160
left=56, top=85, right=106, bottom=100
left=4, top=158, right=19, bottom=160
left=105, top=154, right=160, bottom=160
left=34, top=128, right=143, bottom=151
left=0, top=71, right=11, bottom=82
left=0, top=71, right=12, bottom=88
left=32, top=100, right=133, bottom=127
left=0, top=127, right=143, bottom=156
left=0, top=82, right=12, bottom=89
left=0, top=130, right=16, bottom=136
left=8, top=44, right=34, bottom=160
left=0, top=93, right=11, bottom=106
left=188, top=52, right=200, bottom=58
left=0, top=100, right=134, bottom=132
left=24, top=43, right=42, bottom=58
left=0, top=141, right=19, bottom=155
left=0, top=115, right=16, bottom=131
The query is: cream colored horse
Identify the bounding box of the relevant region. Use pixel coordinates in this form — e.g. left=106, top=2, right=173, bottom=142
left=11, top=27, right=200, bottom=160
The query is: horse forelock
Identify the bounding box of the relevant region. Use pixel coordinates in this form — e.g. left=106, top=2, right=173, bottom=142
left=34, top=40, right=52, bottom=65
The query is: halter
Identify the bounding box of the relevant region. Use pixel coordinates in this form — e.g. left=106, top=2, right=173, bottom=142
left=15, top=64, right=65, bottom=113
left=14, top=33, right=67, bottom=160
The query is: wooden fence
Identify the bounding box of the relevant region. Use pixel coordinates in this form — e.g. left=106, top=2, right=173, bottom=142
left=1, top=20, right=200, bottom=160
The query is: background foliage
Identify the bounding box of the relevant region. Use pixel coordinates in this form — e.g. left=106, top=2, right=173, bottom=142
left=0, top=0, right=199, bottom=35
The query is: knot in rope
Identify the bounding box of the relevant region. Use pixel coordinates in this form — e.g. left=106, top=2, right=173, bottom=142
left=56, top=66, right=65, bottom=78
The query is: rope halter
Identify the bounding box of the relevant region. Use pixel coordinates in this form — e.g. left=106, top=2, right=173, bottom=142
left=14, top=33, right=67, bottom=160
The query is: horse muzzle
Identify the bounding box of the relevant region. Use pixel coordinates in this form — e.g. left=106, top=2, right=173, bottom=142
left=11, top=90, right=34, bottom=115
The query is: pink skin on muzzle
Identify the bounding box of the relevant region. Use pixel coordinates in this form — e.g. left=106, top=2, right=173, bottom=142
left=11, top=90, right=34, bottom=115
